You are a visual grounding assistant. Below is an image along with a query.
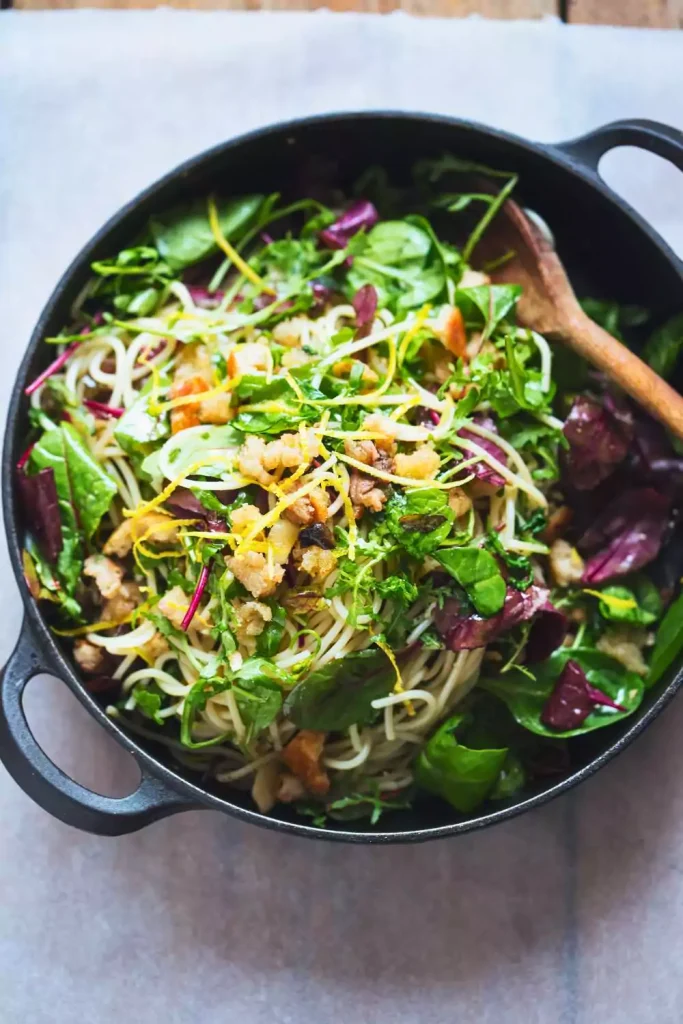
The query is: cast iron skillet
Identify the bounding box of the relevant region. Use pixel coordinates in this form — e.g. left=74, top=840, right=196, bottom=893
left=2, top=113, right=683, bottom=842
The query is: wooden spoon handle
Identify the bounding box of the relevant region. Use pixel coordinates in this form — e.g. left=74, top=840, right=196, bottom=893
left=565, top=311, right=683, bottom=439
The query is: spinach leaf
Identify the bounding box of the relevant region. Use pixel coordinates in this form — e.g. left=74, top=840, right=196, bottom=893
left=150, top=195, right=263, bottom=270
left=481, top=647, right=644, bottom=738
left=30, top=424, right=117, bottom=540
left=91, top=246, right=171, bottom=316
left=648, top=591, right=683, bottom=686
left=434, top=546, right=506, bottom=617
left=456, top=284, right=521, bottom=336
left=385, top=488, right=455, bottom=558
left=362, top=221, right=432, bottom=264
left=642, top=312, right=683, bottom=380
left=255, top=602, right=287, bottom=657
left=114, top=390, right=169, bottom=456
left=284, top=648, right=394, bottom=731
left=415, top=714, right=508, bottom=812
left=592, top=575, right=662, bottom=626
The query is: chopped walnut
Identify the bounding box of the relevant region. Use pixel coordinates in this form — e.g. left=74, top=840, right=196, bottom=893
left=549, top=540, right=585, bottom=588
left=237, top=436, right=272, bottom=487
left=349, top=472, right=387, bottom=517
left=448, top=488, right=472, bottom=518
left=597, top=628, right=649, bottom=677
left=262, top=430, right=319, bottom=472
left=102, top=581, right=142, bottom=622
left=234, top=599, right=273, bottom=648
left=344, top=438, right=378, bottom=466
left=394, top=446, right=440, bottom=480
left=230, top=503, right=263, bottom=535
left=157, top=585, right=210, bottom=632
left=227, top=551, right=284, bottom=599
left=284, top=486, right=329, bottom=526
left=83, top=555, right=124, bottom=599
left=272, top=316, right=311, bottom=348
left=104, top=512, right=179, bottom=558
left=282, top=730, right=330, bottom=795
left=299, top=547, right=337, bottom=581
left=73, top=639, right=106, bottom=674
left=227, top=341, right=271, bottom=377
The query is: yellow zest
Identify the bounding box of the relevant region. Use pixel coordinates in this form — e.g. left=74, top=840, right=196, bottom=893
left=266, top=542, right=275, bottom=578
left=235, top=457, right=337, bottom=555
left=131, top=517, right=198, bottom=574
left=207, top=195, right=274, bottom=295
left=124, top=457, right=234, bottom=521
left=283, top=371, right=305, bottom=403
left=313, top=337, right=398, bottom=409
left=149, top=374, right=242, bottom=415
left=375, top=639, right=415, bottom=717
left=316, top=429, right=385, bottom=441
left=131, top=646, right=154, bottom=667
left=390, top=397, right=421, bottom=421
left=397, top=304, right=432, bottom=365
left=334, top=464, right=357, bottom=562
left=52, top=613, right=134, bottom=638
left=337, top=451, right=465, bottom=490
left=584, top=589, right=638, bottom=611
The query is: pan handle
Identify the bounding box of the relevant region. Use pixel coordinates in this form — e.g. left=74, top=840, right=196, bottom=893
left=556, top=118, right=683, bottom=176
left=0, top=618, right=195, bottom=836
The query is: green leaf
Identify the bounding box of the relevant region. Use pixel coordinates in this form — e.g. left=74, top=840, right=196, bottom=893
left=481, top=647, right=644, bottom=738
left=648, top=591, right=683, bottom=686
left=375, top=575, right=419, bottom=607
left=489, top=752, right=526, bottom=801
left=581, top=298, right=649, bottom=342
left=255, top=602, right=287, bottom=657
left=30, top=424, right=117, bottom=540
left=594, top=575, right=662, bottom=626
left=150, top=195, right=264, bottom=270
left=284, top=649, right=394, bottom=731
left=326, top=787, right=412, bottom=824
left=363, top=221, right=432, bottom=264
left=642, top=313, right=683, bottom=380
left=385, top=488, right=455, bottom=558
left=486, top=530, right=533, bottom=590
left=231, top=657, right=289, bottom=735
left=434, top=546, right=506, bottom=617
left=504, top=335, right=547, bottom=411
left=114, top=390, right=169, bottom=456
left=132, top=683, right=165, bottom=725
left=456, top=284, right=521, bottom=337
left=415, top=714, right=508, bottom=813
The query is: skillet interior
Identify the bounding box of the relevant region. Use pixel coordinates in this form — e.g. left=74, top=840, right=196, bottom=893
left=6, top=113, right=683, bottom=840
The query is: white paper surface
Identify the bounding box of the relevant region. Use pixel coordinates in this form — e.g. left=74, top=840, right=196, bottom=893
left=1, top=12, right=683, bottom=1023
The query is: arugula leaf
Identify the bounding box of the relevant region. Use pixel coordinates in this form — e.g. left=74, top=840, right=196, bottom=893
left=481, top=647, right=644, bottom=738
left=30, top=424, right=117, bottom=540
left=434, top=546, right=506, bottom=617
left=132, top=683, right=165, bottom=725
left=648, top=591, right=683, bottom=686
left=642, top=312, right=683, bottom=380
left=415, top=714, right=508, bottom=812
left=150, top=195, right=263, bottom=270
left=504, top=335, right=548, bottom=411
left=255, top=602, right=287, bottom=657
left=375, top=575, right=419, bottom=607
left=385, top=488, right=455, bottom=558
left=284, top=649, right=394, bottom=731
left=326, top=787, right=412, bottom=824
left=114, top=389, right=169, bottom=456
left=486, top=530, right=533, bottom=590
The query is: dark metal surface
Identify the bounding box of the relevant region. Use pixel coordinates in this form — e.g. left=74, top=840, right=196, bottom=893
left=2, top=112, right=683, bottom=842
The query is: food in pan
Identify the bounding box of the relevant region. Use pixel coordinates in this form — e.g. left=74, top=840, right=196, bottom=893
left=18, top=158, right=683, bottom=823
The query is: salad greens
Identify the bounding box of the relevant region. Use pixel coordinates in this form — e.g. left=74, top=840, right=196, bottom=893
left=17, top=153, right=683, bottom=827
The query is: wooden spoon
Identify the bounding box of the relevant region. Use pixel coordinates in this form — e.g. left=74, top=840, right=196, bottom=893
left=474, top=194, right=683, bottom=439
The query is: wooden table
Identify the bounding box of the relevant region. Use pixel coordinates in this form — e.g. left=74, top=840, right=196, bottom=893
left=10, top=0, right=683, bottom=30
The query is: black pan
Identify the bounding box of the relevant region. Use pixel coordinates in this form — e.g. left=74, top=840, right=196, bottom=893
left=2, top=112, right=683, bottom=842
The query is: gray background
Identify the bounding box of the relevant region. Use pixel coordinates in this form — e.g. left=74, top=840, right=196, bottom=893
left=2, top=13, right=683, bottom=1022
